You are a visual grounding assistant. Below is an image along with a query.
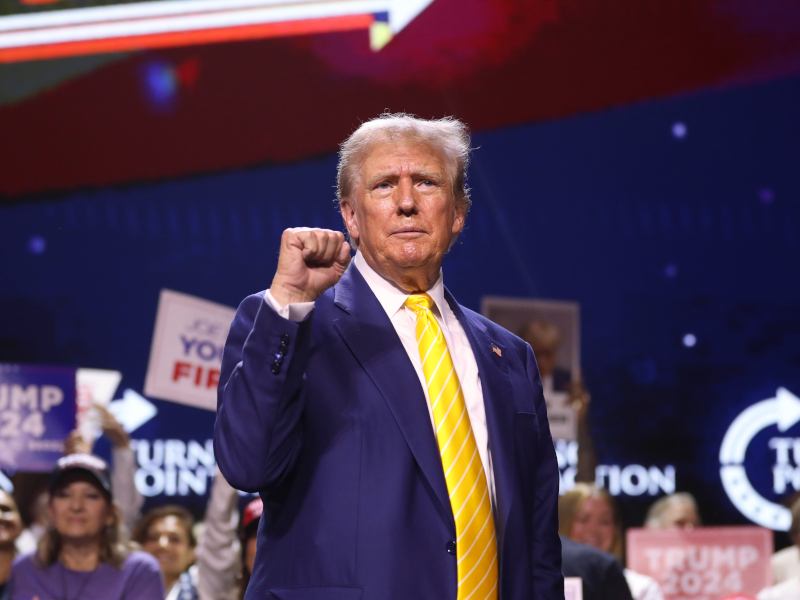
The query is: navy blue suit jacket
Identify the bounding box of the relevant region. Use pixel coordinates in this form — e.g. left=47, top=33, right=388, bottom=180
left=215, top=265, right=563, bottom=599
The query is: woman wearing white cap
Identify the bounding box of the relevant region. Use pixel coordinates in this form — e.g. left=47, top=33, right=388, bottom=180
left=8, top=453, right=163, bottom=600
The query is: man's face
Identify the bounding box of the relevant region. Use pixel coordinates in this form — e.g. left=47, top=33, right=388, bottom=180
left=340, top=138, right=465, bottom=289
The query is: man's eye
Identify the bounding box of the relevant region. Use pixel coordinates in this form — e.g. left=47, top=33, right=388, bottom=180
left=374, top=181, right=392, bottom=190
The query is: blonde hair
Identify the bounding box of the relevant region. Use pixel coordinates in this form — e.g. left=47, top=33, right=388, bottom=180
left=644, top=492, right=701, bottom=529
left=558, top=483, right=624, bottom=559
left=36, top=502, right=130, bottom=569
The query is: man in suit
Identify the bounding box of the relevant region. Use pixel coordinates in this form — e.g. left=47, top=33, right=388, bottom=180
left=214, top=114, right=563, bottom=599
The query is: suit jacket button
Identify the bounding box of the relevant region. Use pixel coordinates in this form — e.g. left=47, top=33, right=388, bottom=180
left=446, top=540, right=456, bottom=555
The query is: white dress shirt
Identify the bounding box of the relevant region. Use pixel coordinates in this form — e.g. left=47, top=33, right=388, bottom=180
left=265, top=251, right=496, bottom=504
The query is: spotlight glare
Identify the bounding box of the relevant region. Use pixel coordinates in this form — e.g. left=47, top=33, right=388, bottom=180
left=672, top=121, right=688, bottom=139
left=682, top=333, right=697, bottom=348
left=27, top=235, right=46, bottom=255
left=664, top=263, right=678, bottom=279
left=758, top=187, right=775, bottom=205
left=142, top=60, right=177, bottom=108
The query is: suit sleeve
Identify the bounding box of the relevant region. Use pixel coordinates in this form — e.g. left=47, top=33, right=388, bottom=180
left=214, top=293, right=312, bottom=492
left=525, top=344, right=565, bottom=598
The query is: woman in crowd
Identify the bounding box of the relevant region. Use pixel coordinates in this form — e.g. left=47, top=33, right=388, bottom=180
left=8, top=453, right=163, bottom=599
left=644, top=492, right=701, bottom=530
left=559, top=483, right=664, bottom=600
left=0, top=490, right=23, bottom=600
left=135, top=467, right=242, bottom=600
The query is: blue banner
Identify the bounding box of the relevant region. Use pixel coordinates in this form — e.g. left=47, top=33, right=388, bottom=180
left=0, top=364, right=76, bottom=472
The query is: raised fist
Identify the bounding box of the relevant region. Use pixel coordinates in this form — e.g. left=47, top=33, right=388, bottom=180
left=270, top=228, right=351, bottom=305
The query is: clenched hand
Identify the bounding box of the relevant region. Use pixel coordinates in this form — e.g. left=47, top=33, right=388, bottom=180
left=270, top=228, right=351, bottom=306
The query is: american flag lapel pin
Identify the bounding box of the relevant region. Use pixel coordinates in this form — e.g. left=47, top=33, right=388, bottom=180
left=491, top=344, right=502, bottom=358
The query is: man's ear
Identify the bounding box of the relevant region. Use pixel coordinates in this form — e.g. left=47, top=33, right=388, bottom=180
left=340, top=199, right=359, bottom=245
left=451, top=201, right=466, bottom=237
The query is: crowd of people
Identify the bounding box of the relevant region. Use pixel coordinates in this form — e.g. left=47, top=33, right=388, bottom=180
left=3, top=424, right=799, bottom=599
left=0, top=407, right=262, bottom=600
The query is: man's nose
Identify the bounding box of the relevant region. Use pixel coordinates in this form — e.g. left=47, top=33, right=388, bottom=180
left=396, top=177, right=417, bottom=214
left=158, top=534, right=170, bottom=548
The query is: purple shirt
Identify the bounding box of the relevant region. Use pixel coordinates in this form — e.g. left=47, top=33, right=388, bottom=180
left=9, top=550, right=164, bottom=600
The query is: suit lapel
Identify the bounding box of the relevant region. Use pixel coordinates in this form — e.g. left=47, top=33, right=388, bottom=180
left=332, top=266, right=453, bottom=526
left=445, top=291, right=515, bottom=552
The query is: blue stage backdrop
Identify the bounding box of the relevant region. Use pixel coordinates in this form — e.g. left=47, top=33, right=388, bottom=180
left=1, top=75, right=798, bottom=531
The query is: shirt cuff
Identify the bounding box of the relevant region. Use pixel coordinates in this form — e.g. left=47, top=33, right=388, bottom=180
left=264, top=289, right=315, bottom=322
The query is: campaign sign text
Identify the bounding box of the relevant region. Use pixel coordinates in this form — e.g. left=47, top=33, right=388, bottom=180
left=626, top=526, right=771, bottom=600
left=144, top=289, right=235, bottom=411
left=0, top=364, right=76, bottom=471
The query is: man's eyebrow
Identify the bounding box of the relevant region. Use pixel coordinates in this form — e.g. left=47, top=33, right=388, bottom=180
left=367, top=169, right=400, bottom=182
left=413, top=169, right=444, bottom=180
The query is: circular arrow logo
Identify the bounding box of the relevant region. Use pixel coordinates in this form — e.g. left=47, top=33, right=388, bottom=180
left=719, top=387, right=800, bottom=531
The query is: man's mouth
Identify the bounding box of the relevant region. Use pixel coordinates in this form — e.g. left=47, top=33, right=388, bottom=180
left=392, top=227, right=425, bottom=237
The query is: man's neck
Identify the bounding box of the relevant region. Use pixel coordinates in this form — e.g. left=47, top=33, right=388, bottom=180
left=355, top=251, right=442, bottom=294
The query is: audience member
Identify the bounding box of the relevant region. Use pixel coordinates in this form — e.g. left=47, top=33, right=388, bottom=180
left=755, top=496, right=800, bottom=599
left=560, top=483, right=663, bottom=600
left=645, top=492, right=701, bottom=530
left=135, top=468, right=242, bottom=600
left=8, top=454, right=163, bottom=599
left=64, top=403, right=144, bottom=534
left=0, top=490, right=23, bottom=600
left=199, top=468, right=243, bottom=600
left=134, top=505, right=197, bottom=599
left=757, top=576, right=800, bottom=600
left=561, top=535, right=633, bottom=599
left=771, top=496, right=800, bottom=584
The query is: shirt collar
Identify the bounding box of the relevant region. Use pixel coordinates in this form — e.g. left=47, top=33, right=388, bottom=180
left=353, top=251, right=448, bottom=318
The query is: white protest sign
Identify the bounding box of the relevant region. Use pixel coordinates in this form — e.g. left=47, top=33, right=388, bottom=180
left=144, top=289, right=234, bottom=411
left=76, top=368, right=122, bottom=441
left=627, top=526, right=771, bottom=600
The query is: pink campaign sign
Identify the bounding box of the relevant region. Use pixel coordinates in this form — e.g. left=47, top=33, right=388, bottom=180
left=626, top=526, right=771, bottom=600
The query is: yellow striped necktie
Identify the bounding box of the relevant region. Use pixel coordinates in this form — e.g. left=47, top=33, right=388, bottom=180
left=405, top=294, right=498, bottom=600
